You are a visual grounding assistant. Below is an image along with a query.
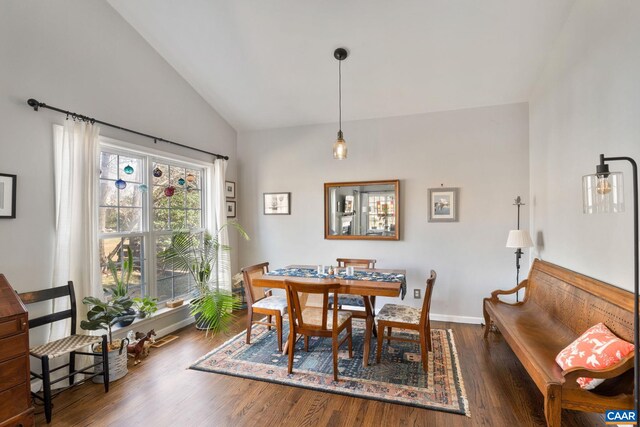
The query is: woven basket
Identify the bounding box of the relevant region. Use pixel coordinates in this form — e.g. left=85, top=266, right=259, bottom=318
left=92, top=338, right=129, bottom=383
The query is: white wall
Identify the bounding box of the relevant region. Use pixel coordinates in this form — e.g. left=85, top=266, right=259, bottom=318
left=530, top=1, right=640, bottom=291
left=0, top=1, right=237, bottom=335
left=238, top=103, right=529, bottom=321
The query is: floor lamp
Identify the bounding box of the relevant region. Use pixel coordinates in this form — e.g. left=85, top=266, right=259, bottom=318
left=506, top=197, right=534, bottom=302
left=583, top=154, right=638, bottom=417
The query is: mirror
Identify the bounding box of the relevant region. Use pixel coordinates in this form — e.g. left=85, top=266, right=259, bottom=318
left=324, top=180, right=400, bottom=240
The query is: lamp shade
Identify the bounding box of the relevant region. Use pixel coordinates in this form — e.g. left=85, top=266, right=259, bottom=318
left=333, top=133, right=347, bottom=160
left=506, top=230, right=534, bottom=248
left=582, top=172, right=625, bottom=214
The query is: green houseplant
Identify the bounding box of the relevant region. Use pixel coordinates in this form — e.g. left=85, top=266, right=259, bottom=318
left=158, top=222, right=248, bottom=335
left=133, top=296, right=158, bottom=318
left=80, top=295, right=136, bottom=382
left=105, top=245, right=136, bottom=327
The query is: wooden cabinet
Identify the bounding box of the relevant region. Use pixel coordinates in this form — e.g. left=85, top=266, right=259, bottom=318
left=0, top=275, right=34, bottom=427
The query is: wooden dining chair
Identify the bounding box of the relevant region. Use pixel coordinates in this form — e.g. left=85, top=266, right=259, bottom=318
left=284, top=279, right=353, bottom=381
left=375, top=270, right=437, bottom=372
left=242, top=262, right=287, bottom=352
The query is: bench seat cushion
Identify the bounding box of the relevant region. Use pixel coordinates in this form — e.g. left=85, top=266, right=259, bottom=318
left=486, top=300, right=578, bottom=388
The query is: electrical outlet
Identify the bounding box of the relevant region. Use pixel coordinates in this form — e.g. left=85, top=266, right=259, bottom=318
left=414, top=289, right=421, bottom=299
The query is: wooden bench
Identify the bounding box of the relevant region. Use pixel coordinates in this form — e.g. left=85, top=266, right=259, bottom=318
left=483, top=259, right=634, bottom=427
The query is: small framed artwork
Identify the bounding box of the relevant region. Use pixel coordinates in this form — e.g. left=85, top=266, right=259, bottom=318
left=0, top=174, right=16, bottom=219
left=264, top=192, right=291, bottom=215
left=225, top=181, right=236, bottom=199
left=428, top=187, right=458, bottom=222
left=226, top=201, right=236, bottom=218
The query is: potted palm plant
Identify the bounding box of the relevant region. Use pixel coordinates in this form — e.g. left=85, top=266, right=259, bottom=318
left=158, top=222, right=248, bottom=334
left=80, top=295, right=135, bottom=382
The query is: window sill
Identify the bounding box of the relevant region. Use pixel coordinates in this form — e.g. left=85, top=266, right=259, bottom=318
left=111, top=298, right=193, bottom=335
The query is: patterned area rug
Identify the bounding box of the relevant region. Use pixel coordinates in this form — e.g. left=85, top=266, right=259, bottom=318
left=190, top=322, right=470, bottom=416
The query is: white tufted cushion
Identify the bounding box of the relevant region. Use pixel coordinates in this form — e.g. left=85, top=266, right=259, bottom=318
left=376, top=303, right=421, bottom=325
left=253, top=296, right=287, bottom=315
left=300, top=307, right=351, bottom=329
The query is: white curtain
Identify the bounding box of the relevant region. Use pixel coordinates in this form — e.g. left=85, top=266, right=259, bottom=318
left=209, top=158, right=231, bottom=292
left=51, top=121, right=101, bottom=340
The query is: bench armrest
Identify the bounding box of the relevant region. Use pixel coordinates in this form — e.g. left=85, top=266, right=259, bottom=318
left=488, top=280, right=528, bottom=304
left=562, top=354, right=634, bottom=383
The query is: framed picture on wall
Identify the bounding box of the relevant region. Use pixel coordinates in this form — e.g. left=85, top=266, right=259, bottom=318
left=0, top=174, right=16, bottom=219
left=226, top=201, right=236, bottom=218
left=428, top=187, right=459, bottom=222
left=225, top=181, right=236, bottom=199
left=264, top=192, right=291, bottom=215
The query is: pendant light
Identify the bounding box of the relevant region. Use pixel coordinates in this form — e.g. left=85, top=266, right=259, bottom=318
left=333, top=47, right=348, bottom=160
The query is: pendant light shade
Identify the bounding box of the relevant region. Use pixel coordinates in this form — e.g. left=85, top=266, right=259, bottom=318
left=333, top=48, right=348, bottom=160
left=333, top=130, right=347, bottom=160
left=582, top=159, right=625, bottom=214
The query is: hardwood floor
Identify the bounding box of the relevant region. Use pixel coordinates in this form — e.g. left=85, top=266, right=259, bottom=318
left=34, top=312, right=606, bottom=426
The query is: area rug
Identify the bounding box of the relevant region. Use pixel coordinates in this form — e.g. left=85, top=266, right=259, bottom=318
left=190, top=322, right=470, bottom=416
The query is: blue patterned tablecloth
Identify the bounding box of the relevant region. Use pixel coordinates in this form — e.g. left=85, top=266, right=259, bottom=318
left=266, top=267, right=406, bottom=299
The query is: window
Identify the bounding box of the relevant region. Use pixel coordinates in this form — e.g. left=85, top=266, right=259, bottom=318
left=367, top=194, right=396, bottom=232
left=98, top=144, right=207, bottom=303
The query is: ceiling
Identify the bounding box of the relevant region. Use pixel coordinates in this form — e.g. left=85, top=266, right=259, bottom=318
left=108, top=0, right=575, bottom=131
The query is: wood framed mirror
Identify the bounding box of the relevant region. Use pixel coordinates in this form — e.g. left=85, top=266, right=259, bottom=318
left=324, top=179, right=400, bottom=240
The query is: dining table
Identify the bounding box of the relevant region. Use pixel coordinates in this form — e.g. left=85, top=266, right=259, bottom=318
left=252, top=265, right=407, bottom=367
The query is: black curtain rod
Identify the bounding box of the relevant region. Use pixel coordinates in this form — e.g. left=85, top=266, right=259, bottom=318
left=26, top=98, right=229, bottom=161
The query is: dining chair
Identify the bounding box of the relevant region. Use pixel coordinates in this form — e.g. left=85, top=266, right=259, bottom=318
left=242, top=262, right=287, bottom=352
left=19, top=281, right=109, bottom=423
left=331, top=258, right=377, bottom=330
left=375, top=270, right=437, bottom=372
left=284, top=279, right=353, bottom=381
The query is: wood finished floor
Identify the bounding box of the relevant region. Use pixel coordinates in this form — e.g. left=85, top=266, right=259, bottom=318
left=34, top=312, right=606, bottom=426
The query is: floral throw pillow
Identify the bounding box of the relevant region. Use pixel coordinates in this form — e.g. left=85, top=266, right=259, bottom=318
left=555, top=323, right=634, bottom=390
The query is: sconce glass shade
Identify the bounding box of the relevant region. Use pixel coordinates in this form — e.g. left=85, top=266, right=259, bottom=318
left=333, top=133, right=347, bottom=160
left=582, top=172, right=625, bottom=214
left=506, top=230, right=534, bottom=248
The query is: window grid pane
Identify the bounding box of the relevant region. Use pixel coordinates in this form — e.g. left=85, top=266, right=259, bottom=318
left=99, top=149, right=206, bottom=303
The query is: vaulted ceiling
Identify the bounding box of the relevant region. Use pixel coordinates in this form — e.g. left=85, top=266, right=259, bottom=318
left=108, top=0, right=575, bottom=131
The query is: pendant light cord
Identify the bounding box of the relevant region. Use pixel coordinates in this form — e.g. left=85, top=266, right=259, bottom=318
left=339, top=59, right=342, bottom=132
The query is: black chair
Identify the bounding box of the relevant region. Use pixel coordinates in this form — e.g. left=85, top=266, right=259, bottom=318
left=19, top=281, right=109, bottom=423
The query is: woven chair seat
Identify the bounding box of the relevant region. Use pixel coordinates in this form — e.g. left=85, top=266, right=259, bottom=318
left=301, top=307, right=352, bottom=329
left=30, top=334, right=103, bottom=359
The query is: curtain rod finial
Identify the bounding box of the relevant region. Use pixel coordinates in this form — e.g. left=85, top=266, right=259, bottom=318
left=27, top=98, right=40, bottom=111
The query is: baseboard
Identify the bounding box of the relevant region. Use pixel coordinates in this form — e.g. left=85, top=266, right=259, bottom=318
left=429, top=313, right=483, bottom=325
left=156, top=316, right=195, bottom=338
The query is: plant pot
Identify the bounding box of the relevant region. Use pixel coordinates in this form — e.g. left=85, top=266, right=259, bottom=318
left=117, top=308, right=136, bottom=327
left=92, top=339, right=129, bottom=383
left=193, top=310, right=211, bottom=330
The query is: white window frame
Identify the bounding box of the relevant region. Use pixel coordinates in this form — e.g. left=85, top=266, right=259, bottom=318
left=99, top=136, right=213, bottom=305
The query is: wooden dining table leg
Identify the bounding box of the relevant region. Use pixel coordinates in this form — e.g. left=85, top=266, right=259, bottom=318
left=282, top=332, right=302, bottom=355
left=363, top=296, right=374, bottom=367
